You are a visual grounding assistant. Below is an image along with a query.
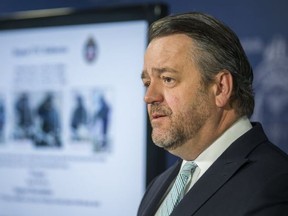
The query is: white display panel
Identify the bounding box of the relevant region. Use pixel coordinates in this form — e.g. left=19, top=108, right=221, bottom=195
left=0, top=20, right=147, bottom=216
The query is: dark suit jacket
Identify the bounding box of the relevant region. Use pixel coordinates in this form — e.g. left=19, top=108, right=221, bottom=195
left=137, top=123, right=288, bottom=216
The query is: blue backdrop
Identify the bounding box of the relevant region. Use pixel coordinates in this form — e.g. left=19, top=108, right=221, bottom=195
left=1, top=0, right=287, bottom=166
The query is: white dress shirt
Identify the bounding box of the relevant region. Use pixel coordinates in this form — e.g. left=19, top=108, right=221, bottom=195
left=155, top=117, right=252, bottom=216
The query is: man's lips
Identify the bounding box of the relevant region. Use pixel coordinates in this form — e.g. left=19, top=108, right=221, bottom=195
left=149, top=105, right=172, bottom=121
left=151, top=113, right=167, bottom=120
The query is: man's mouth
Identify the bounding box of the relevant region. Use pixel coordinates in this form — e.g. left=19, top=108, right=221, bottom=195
left=152, top=113, right=166, bottom=119
left=149, top=104, right=172, bottom=122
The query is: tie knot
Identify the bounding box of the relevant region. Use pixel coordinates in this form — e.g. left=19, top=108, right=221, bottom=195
left=180, top=161, right=197, bottom=177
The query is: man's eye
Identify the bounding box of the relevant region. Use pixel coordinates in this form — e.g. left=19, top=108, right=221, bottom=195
left=143, top=81, right=150, bottom=88
left=163, top=77, right=173, bottom=82
left=162, top=76, right=175, bottom=84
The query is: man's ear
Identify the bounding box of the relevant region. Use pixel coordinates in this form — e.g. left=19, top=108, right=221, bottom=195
left=213, top=70, right=233, bottom=108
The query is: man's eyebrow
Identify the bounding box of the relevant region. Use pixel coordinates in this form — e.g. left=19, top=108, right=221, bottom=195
left=141, top=67, right=178, bottom=79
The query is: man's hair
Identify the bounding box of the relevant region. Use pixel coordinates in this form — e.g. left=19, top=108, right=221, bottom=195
left=149, top=12, right=254, bottom=117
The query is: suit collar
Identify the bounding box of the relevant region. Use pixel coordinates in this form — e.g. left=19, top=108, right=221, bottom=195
left=171, top=158, right=249, bottom=216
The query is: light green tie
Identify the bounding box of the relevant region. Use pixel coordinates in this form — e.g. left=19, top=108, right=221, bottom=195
left=159, top=161, right=197, bottom=216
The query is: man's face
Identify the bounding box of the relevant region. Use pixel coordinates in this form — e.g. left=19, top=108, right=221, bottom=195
left=141, top=34, right=214, bottom=151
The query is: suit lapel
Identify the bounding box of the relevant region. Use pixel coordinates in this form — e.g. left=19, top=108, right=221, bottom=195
left=171, top=158, right=249, bottom=216
left=140, top=161, right=181, bottom=216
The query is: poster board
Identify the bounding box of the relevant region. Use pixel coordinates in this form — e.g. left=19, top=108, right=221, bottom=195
left=0, top=4, right=167, bottom=216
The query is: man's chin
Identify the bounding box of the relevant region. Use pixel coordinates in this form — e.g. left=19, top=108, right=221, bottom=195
left=152, top=135, right=167, bottom=148
left=152, top=137, right=177, bottom=150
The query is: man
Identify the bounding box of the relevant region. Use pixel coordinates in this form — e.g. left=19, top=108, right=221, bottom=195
left=138, top=12, right=288, bottom=216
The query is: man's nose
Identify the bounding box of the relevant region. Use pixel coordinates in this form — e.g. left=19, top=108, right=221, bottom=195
left=144, top=82, right=163, bottom=104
